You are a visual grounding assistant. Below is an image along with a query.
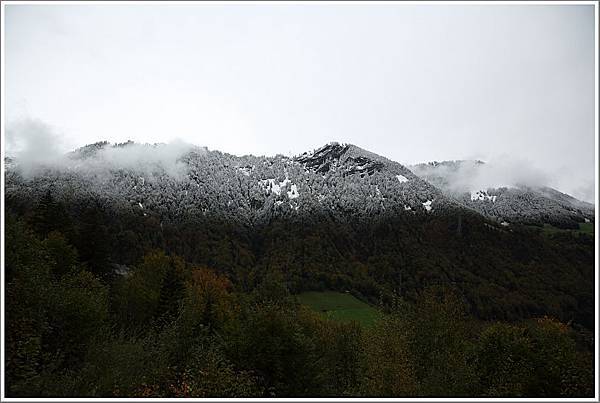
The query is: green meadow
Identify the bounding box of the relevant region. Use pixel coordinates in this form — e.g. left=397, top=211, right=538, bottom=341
left=296, top=291, right=382, bottom=327
left=539, top=222, right=595, bottom=236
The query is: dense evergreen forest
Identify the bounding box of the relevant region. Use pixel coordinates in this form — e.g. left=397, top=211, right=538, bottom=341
left=4, top=192, right=595, bottom=397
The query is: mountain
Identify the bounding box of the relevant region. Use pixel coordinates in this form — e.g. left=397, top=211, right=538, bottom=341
left=6, top=142, right=462, bottom=226
left=410, top=160, right=594, bottom=229
left=7, top=143, right=593, bottom=230
left=5, top=141, right=595, bottom=329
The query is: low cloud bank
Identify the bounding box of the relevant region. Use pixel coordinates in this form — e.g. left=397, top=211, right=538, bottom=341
left=6, top=119, right=594, bottom=204
left=570, top=181, right=595, bottom=205
left=6, top=119, right=67, bottom=173
left=411, top=156, right=595, bottom=204
left=454, top=157, right=550, bottom=192
left=5, top=119, right=199, bottom=180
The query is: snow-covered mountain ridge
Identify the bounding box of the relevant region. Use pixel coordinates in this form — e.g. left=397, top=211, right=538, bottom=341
left=5, top=142, right=451, bottom=225
left=411, top=160, right=594, bottom=228
left=5, top=142, right=593, bottom=228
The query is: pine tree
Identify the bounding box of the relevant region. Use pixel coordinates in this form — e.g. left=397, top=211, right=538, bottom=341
left=32, top=189, right=72, bottom=238
left=77, top=207, right=112, bottom=282
left=155, top=258, right=186, bottom=326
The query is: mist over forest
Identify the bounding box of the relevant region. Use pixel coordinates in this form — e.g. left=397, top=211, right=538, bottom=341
left=6, top=118, right=594, bottom=203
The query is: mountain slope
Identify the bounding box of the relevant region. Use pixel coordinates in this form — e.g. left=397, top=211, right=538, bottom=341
left=6, top=143, right=594, bottom=230
left=4, top=142, right=595, bottom=330
left=411, top=160, right=594, bottom=228
left=6, top=142, right=460, bottom=225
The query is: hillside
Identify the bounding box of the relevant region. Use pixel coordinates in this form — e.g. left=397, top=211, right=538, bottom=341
left=411, top=160, right=594, bottom=228
left=4, top=141, right=595, bottom=398
left=5, top=142, right=594, bottom=326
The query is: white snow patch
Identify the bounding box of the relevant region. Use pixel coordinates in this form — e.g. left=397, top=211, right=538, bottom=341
left=238, top=167, right=252, bottom=176
left=471, top=190, right=483, bottom=201
left=404, top=205, right=412, bottom=211
left=138, top=202, right=144, bottom=209
left=396, top=174, right=409, bottom=183
left=500, top=221, right=510, bottom=227
left=261, top=177, right=296, bottom=197
left=422, top=200, right=433, bottom=212
left=261, top=179, right=280, bottom=195
left=470, top=190, right=497, bottom=202
left=584, top=218, right=590, bottom=223
left=287, top=184, right=299, bottom=199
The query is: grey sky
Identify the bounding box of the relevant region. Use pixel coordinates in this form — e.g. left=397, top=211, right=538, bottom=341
left=4, top=3, right=596, bottom=202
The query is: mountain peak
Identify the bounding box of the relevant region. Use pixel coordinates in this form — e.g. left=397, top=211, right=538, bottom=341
left=295, top=143, right=351, bottom=174
left=295, top=143, right=390, bottom=177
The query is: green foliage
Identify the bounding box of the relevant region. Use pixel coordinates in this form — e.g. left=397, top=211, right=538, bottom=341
left=112, top=250, right=187, bottom=331
left=537, top=223, right=595, bottom=237
left=406, top=287, right=478, bottom=396
left=178, top=267, right=236, bottom=333
left=474, top=323, right=534, bottom=396
left=43, top=231, right=79, bottom=279
left=31, top=190, right=73, bottom=238
left=359, top=287, right=478, bottom=396
left=224, top=302, right=321, bottom=396
left=522, top=317, right=595, bottom=397
left=4, top=204, right=595, bottom=398
left=578, top=222, right=594, bottom=235
left=44, top=270, right=110, bottom=367
left=5, top=216, right=52, bottom=396
left=5, top=213, right=110, bottom=396
left=178, top=339, right=263, bottom=397
left=474, top=317, right=594, bottom=397
left=252, top=268, right=293, bottom=305
left=76, top=207, right=113, bottom=281
left=357, top=309, right=417, bottom=396
left=155, top=257, right=187, bottom=325
left=320, top=323, right=363, bottom=395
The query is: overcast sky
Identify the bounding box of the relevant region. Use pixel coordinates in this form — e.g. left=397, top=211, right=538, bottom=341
left=4, top=3, right=596, bottom=202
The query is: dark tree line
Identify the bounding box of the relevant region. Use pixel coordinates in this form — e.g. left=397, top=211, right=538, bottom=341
left=3, top=193, right=595, bottom=397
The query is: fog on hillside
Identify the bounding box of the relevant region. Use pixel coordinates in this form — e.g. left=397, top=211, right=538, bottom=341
left=5, top=118, right=200, bottom=180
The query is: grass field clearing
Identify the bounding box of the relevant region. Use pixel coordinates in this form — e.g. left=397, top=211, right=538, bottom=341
left=296, top=291, right=382, bottom=327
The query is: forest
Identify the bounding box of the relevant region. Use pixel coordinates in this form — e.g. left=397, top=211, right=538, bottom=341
left=4, top=191, right=595, bottom=397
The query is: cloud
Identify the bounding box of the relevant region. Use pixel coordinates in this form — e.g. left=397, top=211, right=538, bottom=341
left=6, top=118, right=593, bottom=204
left=412, top=155, right=551, bottom=194
left=5, top=118, right=67, bottom=174
left=5, top=118, right=199, bottom=180
left=69, top=140, right=199, bottom=180
left=571, top=181, right=595, bottom=205
left=411, top=155, right=598, bottom=204
left=471, top=156, right=551, bottom=191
